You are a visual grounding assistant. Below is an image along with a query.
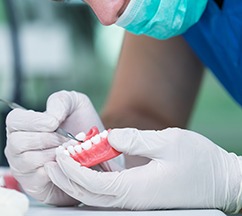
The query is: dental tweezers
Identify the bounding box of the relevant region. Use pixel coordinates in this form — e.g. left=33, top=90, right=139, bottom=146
left=0, top=98, right=82, bottom=142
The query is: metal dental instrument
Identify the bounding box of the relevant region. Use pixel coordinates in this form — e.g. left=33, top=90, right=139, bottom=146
left=0, top=99, right=25, bottom=110
left=0, top=98, right=83, bottom=142
left=55, top=128, right=83, bottom=142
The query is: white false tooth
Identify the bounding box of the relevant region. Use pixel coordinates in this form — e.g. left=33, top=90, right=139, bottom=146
left=64, top=150, right=70, bottom=156
left=67, top=146, right=75, bottom=155
left=75, top=132, right=86, bottom=141
left=56, top=146, right=65, bottom=154
left=74, top=145, right=83, bottom=153
left=62, top=142, right=70, bottom=148
left=91, top=134, right=101, bottom=144
left=69, top=139, right=78, bottom=146
left=100, top=130, right=108, bottom=138
left=81, top=140, right=92, bottom=150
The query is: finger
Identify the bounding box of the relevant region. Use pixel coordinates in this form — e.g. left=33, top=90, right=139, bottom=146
left=46, top=90, right=92, bottom=123
left=46, top=91, right=104, bottom=134
left=56, top=152, right=121, bottom=196
left=99, top=158, right=125, bottom=172
left=11, top=166, right=54, bottom=202
left=5, top=147, right=56, bottom=173
left=45, top=162, right=116, bottom=207
left=55, top=152, right=167, bottom=210
left=6, top=131, right=66, bottom=154
left=12, top=167, right=51, bottom=192
left=108, top=128, right=180, bottom=158
left=46, top=90, right=75, bottom=123
left=12, top=166, right=78, bottom=206
left=6, top=109, right=59, bottom=132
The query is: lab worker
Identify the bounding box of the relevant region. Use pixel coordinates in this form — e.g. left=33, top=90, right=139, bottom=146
left=4, top=0, right=242, bottom=214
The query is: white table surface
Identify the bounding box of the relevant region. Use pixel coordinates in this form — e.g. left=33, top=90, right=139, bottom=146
left=26, top=203, right=227, bottom=216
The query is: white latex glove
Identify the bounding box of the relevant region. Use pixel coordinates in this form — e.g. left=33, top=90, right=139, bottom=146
left=45, top=127, right=242, bottom=214
left=0, top=187, right=29, bottom=216
left=5, top=90, right=121, bottom=206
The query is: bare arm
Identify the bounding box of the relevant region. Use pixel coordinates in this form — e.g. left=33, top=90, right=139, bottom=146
left=102, top=32, right=204, bottom=129
left=101, top=33, right=204, bottom=167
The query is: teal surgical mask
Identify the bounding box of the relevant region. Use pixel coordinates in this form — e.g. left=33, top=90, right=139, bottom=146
left=116, top=0, right=208, bottom=40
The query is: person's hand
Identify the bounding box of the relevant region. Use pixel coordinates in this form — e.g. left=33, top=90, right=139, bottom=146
left=5, top=90, right=120, bottom=205
left=45, top=127, right=242, bottom=213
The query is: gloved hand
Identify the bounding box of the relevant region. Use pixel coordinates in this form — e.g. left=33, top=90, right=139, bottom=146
left=0, top=187, right=29, bottom=216
left=45, top=127, right=242, bottom=214
left=5, top=90, right=121, bottom=206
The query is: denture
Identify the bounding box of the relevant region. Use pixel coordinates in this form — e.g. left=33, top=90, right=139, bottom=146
left=56, top=126, right=121, bottom=167
left=0, top=174, right=21, bottom=191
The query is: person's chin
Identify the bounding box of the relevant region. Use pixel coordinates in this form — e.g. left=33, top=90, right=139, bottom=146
left=85, top=0, right=130, bottom=26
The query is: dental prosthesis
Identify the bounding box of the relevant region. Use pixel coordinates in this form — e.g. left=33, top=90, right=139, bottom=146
left=56, top=127, right=121, bottom=167
left=0, top=168, right=21, bottom=192
left=0, top=175, right=20, bottom=191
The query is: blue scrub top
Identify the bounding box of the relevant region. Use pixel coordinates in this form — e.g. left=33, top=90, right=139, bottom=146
left=183, top=0, right=242, bottom=106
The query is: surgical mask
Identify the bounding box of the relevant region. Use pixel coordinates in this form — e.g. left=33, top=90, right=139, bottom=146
left=116, top=0, right=208, bottom=40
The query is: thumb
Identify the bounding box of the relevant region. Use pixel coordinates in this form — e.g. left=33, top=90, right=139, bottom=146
left=108, top=128, right=170, bottom=159
left=46, top=90, right=104, bottom=133
left=46, top=90, right=78, bottom=123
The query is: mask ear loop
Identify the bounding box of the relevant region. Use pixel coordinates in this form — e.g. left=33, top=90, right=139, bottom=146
left=115, top=0, right=144, bottom=27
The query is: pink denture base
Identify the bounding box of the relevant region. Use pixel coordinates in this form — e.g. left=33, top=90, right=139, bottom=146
left=71, top=127, right=121, bottom=167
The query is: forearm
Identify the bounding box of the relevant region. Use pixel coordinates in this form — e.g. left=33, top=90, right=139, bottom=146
left=102, top=108, right=169, bottom=130
left=101, top=33, right=204, bottom=130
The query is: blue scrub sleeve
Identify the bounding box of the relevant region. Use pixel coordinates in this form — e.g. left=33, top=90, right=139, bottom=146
left=183, top=0, right=242, bottom=106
